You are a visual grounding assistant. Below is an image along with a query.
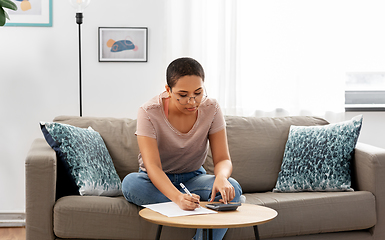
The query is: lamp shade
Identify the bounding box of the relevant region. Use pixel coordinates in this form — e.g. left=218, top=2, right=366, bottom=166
left=69, top=0, right=91, bottom=13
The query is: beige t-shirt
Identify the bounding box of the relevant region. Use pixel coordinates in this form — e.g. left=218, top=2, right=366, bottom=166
left=136, top=91, right=226, bottom=174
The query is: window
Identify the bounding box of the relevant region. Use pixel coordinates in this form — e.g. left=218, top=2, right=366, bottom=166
left=345, top=72, right=385, bottom=111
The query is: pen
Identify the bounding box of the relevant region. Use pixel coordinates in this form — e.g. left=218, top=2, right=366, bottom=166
left=180, top=183, right=192, bottom=197
left=180, top=183, right=200, bottom=206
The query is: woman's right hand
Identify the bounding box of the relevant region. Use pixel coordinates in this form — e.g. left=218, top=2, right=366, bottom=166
left=176, top=193, right=200, bottom=211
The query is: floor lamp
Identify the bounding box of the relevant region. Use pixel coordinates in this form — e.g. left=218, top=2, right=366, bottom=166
left=69, top=0, right=91, bottom=117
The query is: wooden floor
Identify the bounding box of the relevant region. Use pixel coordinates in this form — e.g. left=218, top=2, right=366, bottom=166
left=0, top=227, right=26, bottom=240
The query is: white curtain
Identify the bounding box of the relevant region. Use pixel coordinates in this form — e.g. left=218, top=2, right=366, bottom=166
left=164, top=0, right=349, bottom=122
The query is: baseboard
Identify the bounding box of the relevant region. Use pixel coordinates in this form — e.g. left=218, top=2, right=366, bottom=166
left=0, top=212, right=25, bottom=227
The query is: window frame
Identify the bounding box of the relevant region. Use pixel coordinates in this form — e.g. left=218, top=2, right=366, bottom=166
left=345, top=91, right=385, bottom=112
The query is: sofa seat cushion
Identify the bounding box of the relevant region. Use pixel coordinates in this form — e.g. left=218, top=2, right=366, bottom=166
left=243, top=191, right=376, bottom=239
left=53, top=196, right=196, bottom=239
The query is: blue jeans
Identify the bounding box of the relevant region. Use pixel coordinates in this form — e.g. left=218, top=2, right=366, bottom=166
left=122, top=166, right=243, bottom=240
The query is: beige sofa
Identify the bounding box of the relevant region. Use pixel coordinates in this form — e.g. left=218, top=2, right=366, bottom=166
left=25, top=115, right=385, bottom=240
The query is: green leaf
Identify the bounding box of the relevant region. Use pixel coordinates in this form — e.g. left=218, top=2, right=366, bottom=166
left=0, top=0, right=17, bottom=11
left=0, top=8, right=6, bottom=26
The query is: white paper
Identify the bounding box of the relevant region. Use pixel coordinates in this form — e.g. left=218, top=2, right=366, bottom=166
left=142, top=202, right=217, bottom=217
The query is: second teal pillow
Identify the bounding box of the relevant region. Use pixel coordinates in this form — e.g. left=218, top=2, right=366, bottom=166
left=273, top=115, right=363, bottom=192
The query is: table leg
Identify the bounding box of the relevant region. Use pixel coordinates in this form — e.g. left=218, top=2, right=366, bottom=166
left=202, top=229, right=213, bottom=240
left=203, top=229, right=207, bottom=240
left=155, top=225, right=163, bottom=240
left=253, top=225, right=260, bottom=240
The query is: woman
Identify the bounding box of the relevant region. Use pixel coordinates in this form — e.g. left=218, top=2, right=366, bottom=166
left=122, top=57, right=242, bottom=240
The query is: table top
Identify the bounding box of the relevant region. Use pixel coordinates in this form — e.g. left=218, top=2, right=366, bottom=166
left=139, top=202, right=278, bottom=229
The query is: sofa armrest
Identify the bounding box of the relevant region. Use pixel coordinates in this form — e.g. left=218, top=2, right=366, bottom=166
left=25, top=138, right=56, bottom=240
left=352, top=142, right=385, bottom=239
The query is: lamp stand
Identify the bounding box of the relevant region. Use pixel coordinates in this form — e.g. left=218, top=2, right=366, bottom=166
left=76, top=12, right=83, bottom=117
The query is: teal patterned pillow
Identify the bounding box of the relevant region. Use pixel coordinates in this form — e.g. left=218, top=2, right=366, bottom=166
left=273, top=115, right=363, bottom=192
left=41, top=122, right=122, bottom=196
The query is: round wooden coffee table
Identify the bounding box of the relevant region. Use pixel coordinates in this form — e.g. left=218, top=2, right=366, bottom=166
left=139, top=202, right=277, bottom=240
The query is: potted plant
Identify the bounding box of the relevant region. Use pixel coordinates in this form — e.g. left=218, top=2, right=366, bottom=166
left=0, top=0, right=17, bottom=26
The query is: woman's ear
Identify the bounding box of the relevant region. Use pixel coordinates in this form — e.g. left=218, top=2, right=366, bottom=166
left=165, top=85, right=171, bottom=98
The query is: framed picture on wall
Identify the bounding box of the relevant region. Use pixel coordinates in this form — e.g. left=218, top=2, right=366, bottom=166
left=5, top=0, right=53, bottom=27
left=98, top=27, right=148, bottom=62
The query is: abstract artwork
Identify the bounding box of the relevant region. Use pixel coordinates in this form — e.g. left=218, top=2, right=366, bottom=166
left=99, top=27, right=148, bottom=62
left=5, top=0, right=52, bottom=27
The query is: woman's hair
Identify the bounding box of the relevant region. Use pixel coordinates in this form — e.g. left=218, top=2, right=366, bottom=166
left=166, top=57, right=205, bottom=88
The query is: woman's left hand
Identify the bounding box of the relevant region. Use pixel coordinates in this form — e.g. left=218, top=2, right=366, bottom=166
left=210, top=175, right=235, bottom=204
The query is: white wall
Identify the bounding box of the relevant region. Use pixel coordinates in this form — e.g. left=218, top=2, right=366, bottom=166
left=1, top=0, right=385, bottom=214
left=345, top=112, right=385, bottom=150
left=0, top=0, right=166, bottom=212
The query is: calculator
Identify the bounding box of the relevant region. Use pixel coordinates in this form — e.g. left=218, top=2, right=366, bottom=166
left=205, top=202, right=241, bottom=211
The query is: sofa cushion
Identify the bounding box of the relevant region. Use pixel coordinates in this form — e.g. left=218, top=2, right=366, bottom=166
left=40, top=122, right=122, bottom=196
left=243, top=191, right=376, bottom=239
left=53, top=196, right=196, bottom=239
left=273, top=115, right=363, bottom=192
left=53, top=192, right=375, bottom=240
left=204, top=116, right=329, bottom=193
left=53, top=116, right=140, bottom=180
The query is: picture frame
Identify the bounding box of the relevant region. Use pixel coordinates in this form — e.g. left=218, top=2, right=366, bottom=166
left=98, top=27, right=148, bottom=62
left=5, top=0, right=53, bottom=27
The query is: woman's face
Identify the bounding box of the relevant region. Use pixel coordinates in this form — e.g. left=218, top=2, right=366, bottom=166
left=167, top=75, right=205, bottom=115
